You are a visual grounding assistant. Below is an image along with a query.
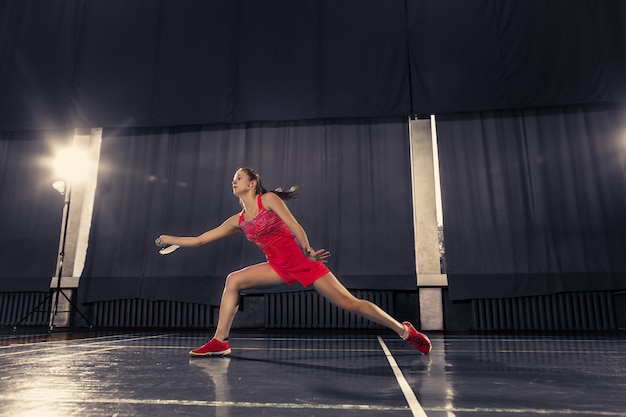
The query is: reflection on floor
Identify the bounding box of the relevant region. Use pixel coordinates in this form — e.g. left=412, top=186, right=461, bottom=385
left=0, top=329, right=624, bottom=417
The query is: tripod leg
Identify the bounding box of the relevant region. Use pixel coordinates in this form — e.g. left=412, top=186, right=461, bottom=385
left=12, top=292, right=53, bottom=330
left=54, top=289, right=93, bottom=329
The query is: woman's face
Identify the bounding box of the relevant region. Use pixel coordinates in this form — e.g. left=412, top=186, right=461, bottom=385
left=232, top=169, right=256, bottom=196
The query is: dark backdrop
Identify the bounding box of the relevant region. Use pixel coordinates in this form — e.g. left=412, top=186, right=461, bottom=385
left=2, top=1, right=626, bottom=304
left=438, top=103, right=626, bottom=300
left=1, top=0, right=625, bottom=130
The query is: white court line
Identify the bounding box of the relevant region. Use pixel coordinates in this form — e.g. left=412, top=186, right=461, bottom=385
left=0, top=396, right=408, bottom=412
left=0, top=333, right=169, bottom=357
left=377, top=336, right=428, bottom=417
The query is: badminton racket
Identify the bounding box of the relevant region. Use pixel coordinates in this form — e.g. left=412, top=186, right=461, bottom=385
left=159, top=245, right=180, bottom=255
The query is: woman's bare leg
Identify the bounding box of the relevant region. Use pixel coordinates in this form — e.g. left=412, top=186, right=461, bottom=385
left=312, top=272, right=406, bottom=337
left=213, top=262, right=284, bottom=341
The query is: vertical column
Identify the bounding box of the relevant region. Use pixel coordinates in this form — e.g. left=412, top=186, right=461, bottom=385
left=49, top=128, right=102, bottom=328
left=409, top=117, right=447, bottom=331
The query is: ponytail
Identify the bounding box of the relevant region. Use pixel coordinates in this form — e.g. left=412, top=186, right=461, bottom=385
left=239, top=167, right=298, bottom=200
left=267, top=186, right=298, bottom=200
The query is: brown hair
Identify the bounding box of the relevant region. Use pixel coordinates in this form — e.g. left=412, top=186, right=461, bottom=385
left=238, top=167, right=298, bottom=200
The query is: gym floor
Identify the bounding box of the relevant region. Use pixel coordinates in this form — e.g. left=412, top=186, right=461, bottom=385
left=0, top=329, right=624, bottom=417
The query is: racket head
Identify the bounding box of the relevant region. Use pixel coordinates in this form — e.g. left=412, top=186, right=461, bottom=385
left=159, top=245, right=180, bottom=255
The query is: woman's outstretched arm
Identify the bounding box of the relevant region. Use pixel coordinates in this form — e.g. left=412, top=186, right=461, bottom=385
left=156, top=213, right=241, bottom=247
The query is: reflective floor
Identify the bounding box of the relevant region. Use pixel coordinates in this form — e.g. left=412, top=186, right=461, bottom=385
left=0, top=329, right=624, bottom=416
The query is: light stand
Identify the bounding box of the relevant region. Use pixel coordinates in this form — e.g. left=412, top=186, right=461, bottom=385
left=13, top=179, right=92, bottom=331
left=48, top=179, right=92, bottom=330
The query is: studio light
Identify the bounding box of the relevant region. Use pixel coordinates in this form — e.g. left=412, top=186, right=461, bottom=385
left=52, top=146, right=90, bottom=185
left=52, top=180, right=66, bottom=195
left=15, top=143, right=94, bottom=330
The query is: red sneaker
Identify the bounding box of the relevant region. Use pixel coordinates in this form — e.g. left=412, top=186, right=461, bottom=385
left=402, top=322, right=432, bottom=354
left=189, top=338, right=231, bottom=357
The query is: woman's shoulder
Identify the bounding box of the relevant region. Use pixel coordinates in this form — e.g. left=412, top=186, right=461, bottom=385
left=260, top=191, right=281, bottom=206
left=229, top=212, right=244, bottom=226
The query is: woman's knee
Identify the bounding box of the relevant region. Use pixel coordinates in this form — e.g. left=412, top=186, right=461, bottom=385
left=224, top=271, right=244, bottom=291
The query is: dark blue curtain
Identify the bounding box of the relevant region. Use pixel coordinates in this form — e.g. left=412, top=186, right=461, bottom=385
left=0, top=0, right=410, bottom=130
left=81, top=117, right=415, bottom=305
left=1, top=1, right=625, bottom=130
left=3, top=0, right=626, bottom=305
left=407, top=0, right=626, bottom=114
left=438, top=103, right=626, bottom=300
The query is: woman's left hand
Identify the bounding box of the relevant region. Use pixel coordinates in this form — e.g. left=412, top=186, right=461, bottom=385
left=307, top=248, right=331, bottom=263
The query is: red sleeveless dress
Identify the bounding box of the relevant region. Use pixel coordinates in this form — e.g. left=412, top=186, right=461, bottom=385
left=239, top=194, right=329, bottom=287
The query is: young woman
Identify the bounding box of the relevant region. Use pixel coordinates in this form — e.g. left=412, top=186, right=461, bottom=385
left=155, top=168, right=431, bottom=356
